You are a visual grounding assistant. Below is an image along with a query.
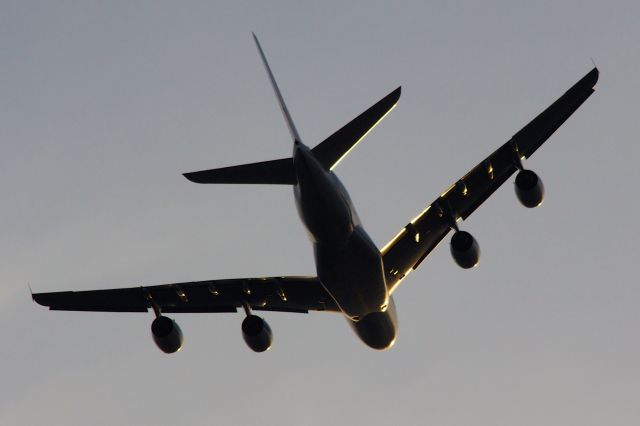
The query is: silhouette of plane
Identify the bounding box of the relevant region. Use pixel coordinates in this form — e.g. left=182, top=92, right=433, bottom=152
left=33, top=34, right=599, bottom=353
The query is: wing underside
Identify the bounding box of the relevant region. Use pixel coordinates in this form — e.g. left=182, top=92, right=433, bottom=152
left=33, top=276, right=340, bottom=314
left=382, top=67, right=599, bottom=293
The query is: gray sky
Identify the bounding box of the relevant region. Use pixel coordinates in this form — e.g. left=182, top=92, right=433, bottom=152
left=1, top=1, right=639, bottom=425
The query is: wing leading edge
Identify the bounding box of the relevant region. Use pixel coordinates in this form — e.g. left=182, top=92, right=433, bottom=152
left=382, top=67, right=599, bottom=293
left=33, top=276, right=340, bottom=314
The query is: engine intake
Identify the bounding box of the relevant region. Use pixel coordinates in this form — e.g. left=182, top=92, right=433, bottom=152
left=151, top=316, right=183, bottom=354
left=242, top=315, right=273, bottom=352
left=450, top=230, right=480, bottom=269
left=515, top=169, right=544, bottom=208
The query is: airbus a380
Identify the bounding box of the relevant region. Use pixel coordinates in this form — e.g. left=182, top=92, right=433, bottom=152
left=33, top=34, right=599, bottom=353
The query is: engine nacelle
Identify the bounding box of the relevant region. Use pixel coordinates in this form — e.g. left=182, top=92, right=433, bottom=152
left=450, top=230, right=480, bottom=269
left=151, top=316, right=183, bottom=354
left=242, top=315, right=273, bottom=352
left=515, top=169, right=544, bottom=208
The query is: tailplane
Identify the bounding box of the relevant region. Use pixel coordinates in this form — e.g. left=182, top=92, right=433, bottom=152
left=184, top=34, right=300, bottom=186
left=183, top=157, right=294, bottom=185
left=183, top=35, right=400, bottom=185
left=311, top=86, right=400, bottom=170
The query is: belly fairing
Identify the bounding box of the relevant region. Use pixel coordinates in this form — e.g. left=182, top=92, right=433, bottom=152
left=314, top=226, right=388, bottom=319
left=348, top=296, right=398, bottom=350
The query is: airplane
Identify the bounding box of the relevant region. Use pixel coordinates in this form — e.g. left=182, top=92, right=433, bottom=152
left=33, top=34, right=599, bottom=353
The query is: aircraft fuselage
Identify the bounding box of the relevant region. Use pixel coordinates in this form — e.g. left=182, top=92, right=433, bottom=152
left=292, top=141, right=397, bottom=349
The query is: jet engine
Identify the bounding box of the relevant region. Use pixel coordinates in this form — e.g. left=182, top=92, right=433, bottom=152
left=450, top=230, right=480, bottom=269
left=515, top=169, right=544, bottom=208
left=151, top=315, right=184, bottom=354
left=241, top=315, right=273, bottom=352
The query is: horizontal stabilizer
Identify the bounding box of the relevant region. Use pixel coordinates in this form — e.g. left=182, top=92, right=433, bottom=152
left=183, top=157, right=295, bottom=184
left=312, top=86, right=401, bottom=170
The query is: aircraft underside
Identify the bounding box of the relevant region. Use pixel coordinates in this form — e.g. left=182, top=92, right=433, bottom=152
left=347, top=296, right=398, bottom=350
left=31, top=33, right=598, bottom=354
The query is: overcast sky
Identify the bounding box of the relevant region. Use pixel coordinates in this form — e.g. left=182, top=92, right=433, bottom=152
left=1, top=1, right=639, bottom=425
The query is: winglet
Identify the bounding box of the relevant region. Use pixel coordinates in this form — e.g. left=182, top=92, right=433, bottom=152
left=586, top=66, right=599, bottom=87
left=252, top=32, right=302, bottom=143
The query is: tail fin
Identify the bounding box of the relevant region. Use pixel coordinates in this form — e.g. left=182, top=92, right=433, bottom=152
left=183, top=34, right=301, bottom=186
left=183, top=37, right=400, bottom=185
left=312, top=86, right=401, bottom=170
left=253, top=32, right=302, bottom=143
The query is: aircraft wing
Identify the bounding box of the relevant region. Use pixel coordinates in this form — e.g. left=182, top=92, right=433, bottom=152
left=33, top=276, right=340, bottom=314
left=382, top=67, right=598, bottom=293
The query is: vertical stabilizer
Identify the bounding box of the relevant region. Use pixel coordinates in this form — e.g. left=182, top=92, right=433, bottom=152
left=252, top=33, right=302, bottom=143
